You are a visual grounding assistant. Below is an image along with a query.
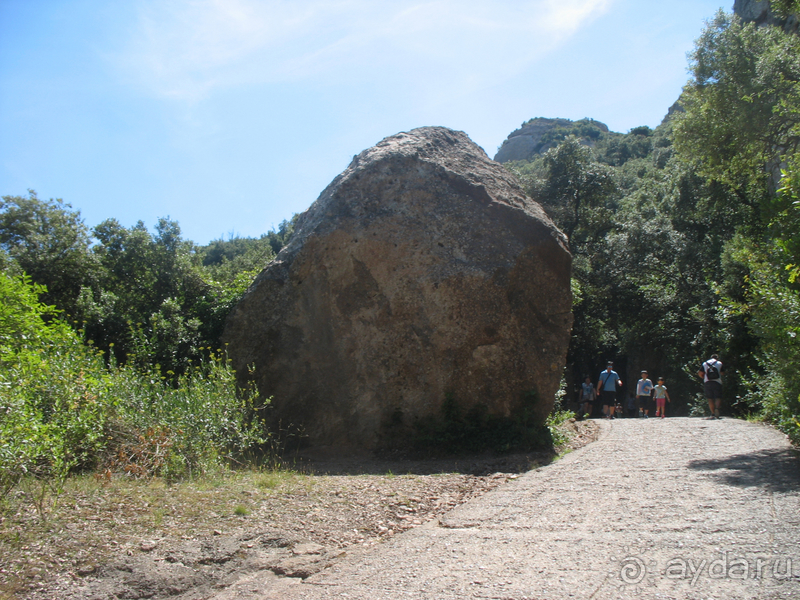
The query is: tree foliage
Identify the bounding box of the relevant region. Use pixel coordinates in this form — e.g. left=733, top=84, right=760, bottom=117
left=0, top=193, right=297, bottom=378
left=674, top=10, right=800, bottom=206
left=0, top=270, right=111, bottom=497
left=502, top=12, right=800, bottom=420
left=81, top=217, right=209, bottom=372
left=675, top=9, right=800, bottom=439
left=771, top=0, right=800, bottom=19
left=0, top=191, right=99, bottom=317
left=534, top=137, right=617, bottom=240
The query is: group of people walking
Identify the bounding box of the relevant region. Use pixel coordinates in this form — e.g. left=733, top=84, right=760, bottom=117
left=577, top=355, right=724, bottom=420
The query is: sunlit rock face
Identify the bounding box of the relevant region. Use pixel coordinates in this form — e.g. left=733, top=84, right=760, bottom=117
left=734, top=0, right=799, bottom=33
left=493, top=117, right=609, bottom=163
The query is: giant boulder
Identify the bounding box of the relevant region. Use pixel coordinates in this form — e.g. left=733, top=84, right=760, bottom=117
left=223, top=126, right=572, bottom=451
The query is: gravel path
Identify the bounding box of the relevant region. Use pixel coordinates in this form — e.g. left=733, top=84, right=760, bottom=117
left=217, top=417, right=800, bottom=600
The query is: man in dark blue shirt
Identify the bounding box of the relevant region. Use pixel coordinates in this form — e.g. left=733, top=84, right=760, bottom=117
left=596, top=362, right=622, bottom=419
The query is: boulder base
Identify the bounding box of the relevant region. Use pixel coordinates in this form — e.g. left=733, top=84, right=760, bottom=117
left=223, top=126, right=572, bottom=451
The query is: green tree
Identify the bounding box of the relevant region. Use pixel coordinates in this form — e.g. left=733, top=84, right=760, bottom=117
left=0, top=269, right=111, bottom=497
left=81, top=218, right=209, bottom=372
left=673, top=10, right=800, bottom=212
left=507, top=137, right=625, bottom=396
left=0, top=266, right=268, bottom=502
left=529, top=136, right=617, bottom=240
left=0, top=191, right=98, bottom=317
left=770, top=0, right=800, bottom=19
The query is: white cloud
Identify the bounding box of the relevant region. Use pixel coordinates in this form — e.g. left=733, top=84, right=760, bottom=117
left=113, top=0, right=612, bottom=101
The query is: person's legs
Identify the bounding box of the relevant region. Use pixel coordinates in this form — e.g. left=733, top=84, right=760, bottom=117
left=705, top=381, right=723, bottom=418
left=602, top=391, right=615, bottom=419
left=657, top=398, right=666, bottom=418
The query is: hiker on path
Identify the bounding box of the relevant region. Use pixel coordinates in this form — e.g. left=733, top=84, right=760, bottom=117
left=653, top=377, right=671, bottom=418
left=698, top=354, right=723, bottom=419
left=579, top=376, right=596, bottom=420
left=635, top=370, right=654, bottom=418
left=597, top=362, right=622, bottom=419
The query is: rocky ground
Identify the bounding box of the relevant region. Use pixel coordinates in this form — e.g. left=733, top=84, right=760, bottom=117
left=0, top=420, right=598, bottom=600
left=248, top=417, right=800, bottom=600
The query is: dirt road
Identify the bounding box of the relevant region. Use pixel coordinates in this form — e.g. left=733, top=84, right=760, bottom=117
left=218, top=418, right=800, bottom=600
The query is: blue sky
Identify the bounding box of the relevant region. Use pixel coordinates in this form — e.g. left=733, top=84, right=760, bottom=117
left=1, top=0, right=728, bottom=245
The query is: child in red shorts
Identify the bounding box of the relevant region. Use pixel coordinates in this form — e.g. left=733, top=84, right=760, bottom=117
left=654, top=377, right=671, bottom=418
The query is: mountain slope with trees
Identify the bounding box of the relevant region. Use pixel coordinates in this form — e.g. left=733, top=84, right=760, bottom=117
left=502, top=4, right=800, bottom=442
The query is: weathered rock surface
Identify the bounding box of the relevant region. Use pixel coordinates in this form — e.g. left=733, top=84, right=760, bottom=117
left=493, top=117, right=609, bottom=163
left=734, top=0, right=799, bottom=34
left=223, top=126, right=572, bottom=451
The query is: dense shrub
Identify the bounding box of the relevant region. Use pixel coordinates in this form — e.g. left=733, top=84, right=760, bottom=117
left=0, top=270, right=269, bottom=507
left=104, top=353, right=268, bottom=481
left=0, top=271, right=110, bottom=497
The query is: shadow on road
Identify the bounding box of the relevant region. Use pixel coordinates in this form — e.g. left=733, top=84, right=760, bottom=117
left=687, top=447, right=800, bottom=493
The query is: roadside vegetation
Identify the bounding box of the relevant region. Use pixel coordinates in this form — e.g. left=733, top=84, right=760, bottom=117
left=0, top=267, right=269, bottom=514
left=0, top=211, right=293, bottom=517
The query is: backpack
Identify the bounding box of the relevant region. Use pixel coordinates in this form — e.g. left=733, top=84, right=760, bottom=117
left=705, top=360, right=720, bottom=381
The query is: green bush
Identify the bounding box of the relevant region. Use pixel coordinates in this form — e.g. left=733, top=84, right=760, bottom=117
left=106, top=354, right=268, bottom=480
left=0, top=270, right=270, bottom=509
left=0, top=272, right=111, bottom=498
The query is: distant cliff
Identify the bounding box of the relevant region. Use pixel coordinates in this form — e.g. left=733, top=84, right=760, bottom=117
left=734, top=0, right=799, bottom=33
left=493, top=118, right=609, bottom=163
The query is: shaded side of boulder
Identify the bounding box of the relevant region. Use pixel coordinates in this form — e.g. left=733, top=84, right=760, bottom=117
left=223, top=126, right=572, bottom=451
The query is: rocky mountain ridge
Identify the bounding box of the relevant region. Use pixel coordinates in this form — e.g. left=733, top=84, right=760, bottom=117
left=493, top=118, right=610, bottom=163
left=735, top=0, right=799, bottom=33
left=492, top=2, right=796, bottom=166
